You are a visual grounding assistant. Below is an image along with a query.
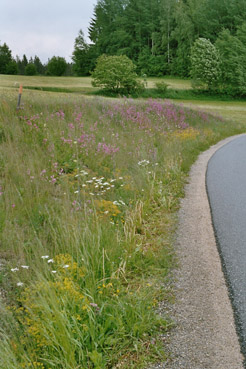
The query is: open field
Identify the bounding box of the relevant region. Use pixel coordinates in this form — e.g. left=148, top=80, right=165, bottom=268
left=0, top=75, right=93, bottom=89
left=0, top=74, right=192, bottom=93
left=1, top=80, right=246, bottom=368
left=180, top=100, right=246, bottom=124
left=147, top=77, right=192, bottom=90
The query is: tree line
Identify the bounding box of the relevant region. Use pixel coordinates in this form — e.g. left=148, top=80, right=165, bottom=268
left=0, top=42, right=73, bottom=76
left=72, top=0, right=246, bottom=82
left=2, top=0, right=246, bottom=94
left=71, top=0, right=246, bottom=95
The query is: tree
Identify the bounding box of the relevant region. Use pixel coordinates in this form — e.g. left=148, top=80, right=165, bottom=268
left=216, top=24, right=246, bottom=96
left=0, top=42, right=12, bottom=74
left=25, top=63, right=37, bottom=76
left=34, top=56, right=44, bottom=75
left=5, top=60, right=18, bottom=75
left=171, top=0, right=196, bottom=76
left=72, top=30, right=90, bottom=76
left=190, top=37, right=220, bottom=90
left=91, top=54, right=144, bottom=93
left=46, top=56, right=67, bottom=76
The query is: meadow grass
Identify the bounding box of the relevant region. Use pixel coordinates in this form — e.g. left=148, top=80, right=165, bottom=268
left=0, top=75, right=190, bottom=91
left=0, top=87, right=246, bottom=368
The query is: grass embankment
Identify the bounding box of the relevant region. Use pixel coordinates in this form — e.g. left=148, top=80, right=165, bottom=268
left=0, top=88, right=245, bottom=369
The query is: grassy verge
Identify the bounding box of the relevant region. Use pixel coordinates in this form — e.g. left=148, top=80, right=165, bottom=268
left=0, top=89, right=245, bottom=368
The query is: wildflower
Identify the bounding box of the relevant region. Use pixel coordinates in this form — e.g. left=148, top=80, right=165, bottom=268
left=11, top=268, right=19, bottom=272
left=51, top=270, right=57, bottom=274
left=90, top=302, right=99, bottom=308
left=17, top=282, right=24, bottom=287
left=12, top=204, right=16, bottom=208
left=63, top=265, right=69, bottom=269
left=21, top=265, right=29, bottom=269
left=47, top=259, right=54, bottom=263
left=74, top=190, right=79, bottom=194
left=41, top=255, right=49, bottom=259
left=89, top=193, right=94, bottom=196
left=138, top=160, right=150, bottom=166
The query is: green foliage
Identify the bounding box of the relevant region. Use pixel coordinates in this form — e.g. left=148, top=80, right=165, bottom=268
left=155, top=81, right=168, bottom=94
left=0, top=43, right=12, bottom=74
left=5, top=61, right=18, bottom=75
left=91, top=54, right=144, bottom=93
left=137, top=48, right=166, bottom=76
left=34, top=56, right=45, bottom=75
left=216, top=24, right=246, bottom=96
left=47, top=56, right=67, bottom=76
left=190, top=38, right=220, bottom=91
left=25, top=63, right=37, bottom=76
left=72, top=29, right=91, bottom=76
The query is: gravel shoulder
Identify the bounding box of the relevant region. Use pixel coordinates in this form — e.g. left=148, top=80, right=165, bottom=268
left=152, top=135, right=245, bottom=369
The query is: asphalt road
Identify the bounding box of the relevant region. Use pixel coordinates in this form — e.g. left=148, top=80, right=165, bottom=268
left=206, top=134, right=246, bottom=357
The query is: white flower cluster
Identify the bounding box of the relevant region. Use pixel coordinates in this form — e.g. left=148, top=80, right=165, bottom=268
left=138, top=160, right=150, bottom=167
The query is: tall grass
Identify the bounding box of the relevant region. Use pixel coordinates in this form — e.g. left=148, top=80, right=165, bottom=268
left=0, top=89, right=245, bottom=368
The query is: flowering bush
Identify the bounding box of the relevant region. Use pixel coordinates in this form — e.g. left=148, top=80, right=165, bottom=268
left=190, top=38, right=221, bottom=90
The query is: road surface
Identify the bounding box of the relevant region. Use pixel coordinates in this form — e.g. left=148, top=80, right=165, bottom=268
left=206, top=134, right=246, bottom=358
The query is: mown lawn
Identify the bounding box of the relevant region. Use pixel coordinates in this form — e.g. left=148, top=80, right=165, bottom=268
left=0, top=84, right=245, bottom=368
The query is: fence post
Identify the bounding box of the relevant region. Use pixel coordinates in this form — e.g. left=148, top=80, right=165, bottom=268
left=17, top=85, right=23, bottom=110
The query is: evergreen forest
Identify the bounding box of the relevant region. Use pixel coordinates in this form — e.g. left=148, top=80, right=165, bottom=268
left=1, top=0, right=246, bottom=86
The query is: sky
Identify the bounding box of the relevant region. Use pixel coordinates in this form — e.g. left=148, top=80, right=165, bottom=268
left=0, top=0, right=96, bottom=63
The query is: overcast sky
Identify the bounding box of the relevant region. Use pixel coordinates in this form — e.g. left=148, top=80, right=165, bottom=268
left=0, top=0, right=96, bottom=63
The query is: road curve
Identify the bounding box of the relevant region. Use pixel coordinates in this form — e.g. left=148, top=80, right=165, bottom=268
left=151, top=135, right=244, bottom=369
left=206, top=134, right=246, bottom=360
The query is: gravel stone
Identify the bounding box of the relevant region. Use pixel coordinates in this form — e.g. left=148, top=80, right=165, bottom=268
left=150, top=135, right=244, bottom=369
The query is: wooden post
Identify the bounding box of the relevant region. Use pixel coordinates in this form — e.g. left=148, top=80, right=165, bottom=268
left=17, top=85, right=23, bottom=110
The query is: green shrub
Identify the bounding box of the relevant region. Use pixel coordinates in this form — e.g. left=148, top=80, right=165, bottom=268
left=91, top=54, right=144, bottom=94
left=155, top=81, right=168, bottom=94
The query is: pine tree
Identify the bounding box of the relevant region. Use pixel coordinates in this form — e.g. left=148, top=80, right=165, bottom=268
left=0, top=42, right=12, bottom=74
left=72, top=30, right=91, bottom=76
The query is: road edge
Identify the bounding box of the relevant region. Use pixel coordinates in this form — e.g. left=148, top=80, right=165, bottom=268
left=154, top=134, right=245, bottom=368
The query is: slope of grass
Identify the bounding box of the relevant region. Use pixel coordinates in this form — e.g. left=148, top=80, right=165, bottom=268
left=0, top=88, right=246, bottom=368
